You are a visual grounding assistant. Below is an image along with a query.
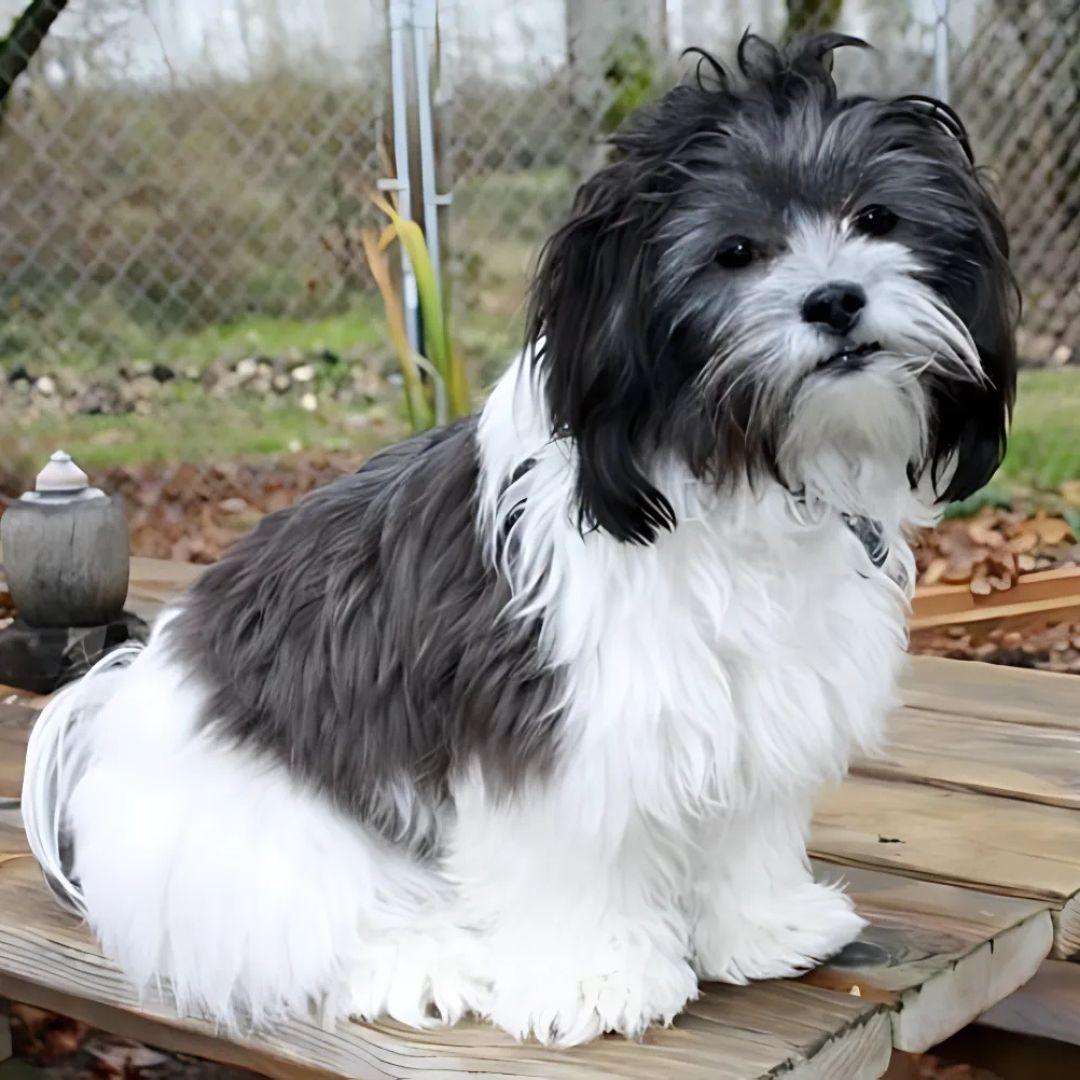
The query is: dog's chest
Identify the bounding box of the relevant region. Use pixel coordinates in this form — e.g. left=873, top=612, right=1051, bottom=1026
left=554, top=503, right=908, bottom=812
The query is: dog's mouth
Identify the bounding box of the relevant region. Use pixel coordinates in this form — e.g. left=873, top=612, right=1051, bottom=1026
left=814, top=341, right=881, bottom=374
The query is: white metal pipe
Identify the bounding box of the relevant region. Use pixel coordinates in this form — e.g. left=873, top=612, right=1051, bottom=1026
left=933, top=0, right=951, bottom=103
left=387, top=0, right=420, bottom=351
left=412, top=0, right=443, bottom=298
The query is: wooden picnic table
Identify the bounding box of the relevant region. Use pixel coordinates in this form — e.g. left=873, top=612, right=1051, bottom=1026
left=0, top=557, right=1078, bottom=1078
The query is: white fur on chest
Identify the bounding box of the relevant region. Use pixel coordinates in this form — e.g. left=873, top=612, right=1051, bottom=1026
left=478, top=363, right=910, bottom=828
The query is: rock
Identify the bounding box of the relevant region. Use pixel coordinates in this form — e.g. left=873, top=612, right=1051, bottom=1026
left=1052, top=344, right=1073, bottom=366
left=272, top=373, right=291, bottom=393
left=292, top=364, right=316, bottom=383
left=235, top=357, right=258, bottom=379
left=299, top=392, right=318, bottom=412
left=219, top=496, right=249, bottom=514
left=34, top=375, right=56, bottom=397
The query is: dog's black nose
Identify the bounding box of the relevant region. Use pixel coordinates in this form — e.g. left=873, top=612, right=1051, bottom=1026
left=802, top=282, right=866, bottom=334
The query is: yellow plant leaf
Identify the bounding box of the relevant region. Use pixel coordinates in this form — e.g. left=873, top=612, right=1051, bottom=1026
left=359, top=226, right=432, bottom=431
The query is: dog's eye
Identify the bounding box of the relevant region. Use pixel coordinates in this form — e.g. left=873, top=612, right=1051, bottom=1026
left=715, top=236, right=755, bottom=269
left=853, top=205, right=899, bottom=237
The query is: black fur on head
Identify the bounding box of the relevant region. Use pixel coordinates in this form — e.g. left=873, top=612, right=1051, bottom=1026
left=526, top=32, right=1016, bottom=544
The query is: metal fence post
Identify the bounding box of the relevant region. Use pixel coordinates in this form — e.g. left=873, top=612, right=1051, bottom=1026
left=411, top=0, right=450, bottom=300
left=933, top=0, right=951, bottom=103
left=381, top=0, right=421, bottom=351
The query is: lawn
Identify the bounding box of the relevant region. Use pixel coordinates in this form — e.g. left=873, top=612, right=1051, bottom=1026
left=2, top=303, right=521, bottom=480
left=5, top=309, right=1077, bottom=504
left=998, top=367, right=1080, bottom=490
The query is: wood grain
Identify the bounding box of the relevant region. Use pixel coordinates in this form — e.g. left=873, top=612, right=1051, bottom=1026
left=0, top=844, right=892, bottom=1080
left=0, top=700, right=34, bottom=800
left=809, top=863, right=1052, bottom=1053
left=979, top=959, right=1080, bottom=1048
left=125, top=556, right=203, bottom=623
left=811, top=776, right=1080, bottom=912
left=900, top=655, right=1080, bottom=732
left=910, top=566, right=1080, bottom=630
left=851, top=707, right=1080, bottom=810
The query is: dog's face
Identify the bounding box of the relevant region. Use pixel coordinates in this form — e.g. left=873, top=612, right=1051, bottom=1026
left=528, top=33, right=1016, bottom=543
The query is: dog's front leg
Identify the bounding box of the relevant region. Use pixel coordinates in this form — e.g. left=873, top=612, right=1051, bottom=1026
left=449, top=772, right=698, bottom=1046
left=688, top=793, right=865, bottom=983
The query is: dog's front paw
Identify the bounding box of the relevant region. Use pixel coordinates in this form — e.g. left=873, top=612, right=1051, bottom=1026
left=347, top=932, right=487, bottom=1029
left=693, top=881, right=865, bottom=984
left=485, top=944, right=698, bottom=1046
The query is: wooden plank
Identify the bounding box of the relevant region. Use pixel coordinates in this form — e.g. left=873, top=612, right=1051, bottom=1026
left=979, top=959, right=1080, bottom=1048
left=899, top=655, right=1080, bottom=732
left=0, top=836, right=891, bottom=1080
left=0, top=701, right=35, bottom=801
left=808, top=863, right=1052, bottom=1053
left=811, top=776, right=1080, bottom=958
left=851, top=707, right=1080, bottom=810
left=910, top=566, right=1080, bottom=630
left=125, top=556, right=203, bottom=623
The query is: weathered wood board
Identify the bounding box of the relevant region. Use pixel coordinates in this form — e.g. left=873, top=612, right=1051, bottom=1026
left=808, top=862, right=1051, bottom=1052
left=910, top=566, right=1080, bottom=631
left=124, top=555, right=204, bottom=623
left=852, top=706, right=1080, bottom=810
left=0, top=700, right=35, bottom=801
left=0, top=826, right=892, bottom=1080
left=979, top=959, right=1080, bottom=1048
left=0, top=804, right=1052, bottom=1074
left=900, top=655, right=1080, bottom=731
left=811, top=776, right=1080, bottom=959
left=0, top=559, right=1075, bottom=1075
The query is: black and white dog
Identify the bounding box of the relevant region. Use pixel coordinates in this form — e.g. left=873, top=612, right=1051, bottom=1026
left=25, top=33, right=1015, bottom=1045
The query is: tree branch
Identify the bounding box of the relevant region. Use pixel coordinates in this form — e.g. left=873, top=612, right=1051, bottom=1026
left=0, top=0, right=69, bottom=107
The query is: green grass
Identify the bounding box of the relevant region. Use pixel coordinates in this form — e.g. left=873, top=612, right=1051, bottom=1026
left=5, top=306, right=1076, bottom=498
left=2, top=304, right=524, bottom=478
left=997, top=367, right=1080, bottom=491
left=151, top=305, right=386, bottom=371
left=9, top=397, right=400, bottom=476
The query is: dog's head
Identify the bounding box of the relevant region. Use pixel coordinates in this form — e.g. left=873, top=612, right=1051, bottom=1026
left=527, top=33, right=1016, bottom=543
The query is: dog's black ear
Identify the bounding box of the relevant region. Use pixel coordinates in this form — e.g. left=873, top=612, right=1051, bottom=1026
left=526, top=163, right=677, bottom=545
left=930, top=266, right=1017, bottom=503
left=893, top=98, right=1018, bottom=502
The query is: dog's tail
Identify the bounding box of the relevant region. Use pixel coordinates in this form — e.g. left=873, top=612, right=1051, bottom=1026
left=21, top=644, right=143, bottom=916
left=19, top=621, right=447, bottom=1028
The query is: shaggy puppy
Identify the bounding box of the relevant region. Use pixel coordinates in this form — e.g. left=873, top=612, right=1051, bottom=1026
left=24, top=33, right=1015, bottom=1045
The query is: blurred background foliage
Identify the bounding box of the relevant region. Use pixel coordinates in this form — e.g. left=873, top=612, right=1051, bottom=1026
left=0, top=0, right=1074, bottom=504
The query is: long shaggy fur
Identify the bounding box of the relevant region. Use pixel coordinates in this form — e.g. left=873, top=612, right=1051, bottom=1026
left=24, top=33, right=1015, bottom=1046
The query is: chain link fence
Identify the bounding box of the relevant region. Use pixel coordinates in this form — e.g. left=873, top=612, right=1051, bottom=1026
left=0, top=0, right=390, bottom=370
left=0, top=1, right=1076, bottom=387
left=439, top=0, right=1080, bottom=372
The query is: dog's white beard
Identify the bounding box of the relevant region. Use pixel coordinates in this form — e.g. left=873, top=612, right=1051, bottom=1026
left=780, top=358, right=932, bottom=528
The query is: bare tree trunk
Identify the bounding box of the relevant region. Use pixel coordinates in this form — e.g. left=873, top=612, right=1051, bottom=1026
left=0, top=0, right=69, bottom=106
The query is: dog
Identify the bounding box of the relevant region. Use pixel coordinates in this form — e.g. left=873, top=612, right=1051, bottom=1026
left=23, top=32, right=1015, bottom=1046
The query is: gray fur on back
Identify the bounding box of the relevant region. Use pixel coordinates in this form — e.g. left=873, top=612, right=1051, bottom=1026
left=167, top=418, right=563, bottom=853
